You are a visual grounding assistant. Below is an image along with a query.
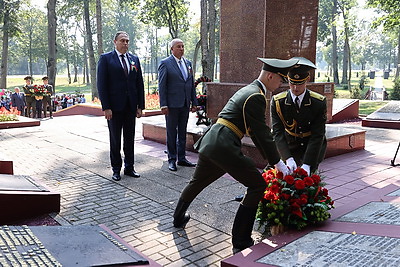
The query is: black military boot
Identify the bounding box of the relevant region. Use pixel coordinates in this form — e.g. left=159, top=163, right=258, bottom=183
left=231, top=204, right=257, bottom=254
left=173, top=198, right=191, bottom=228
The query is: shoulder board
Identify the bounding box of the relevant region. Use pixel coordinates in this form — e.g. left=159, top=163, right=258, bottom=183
left=274, top=91, right=288, bottom=100
left=309, top=91, right=325, bottom=101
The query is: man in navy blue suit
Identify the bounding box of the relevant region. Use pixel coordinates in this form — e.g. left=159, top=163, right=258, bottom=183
left=158, top=39, right=198, bottom=171
left=97, top=31, right=145, bottom=181
left=11, top=87, right=25, bottom=115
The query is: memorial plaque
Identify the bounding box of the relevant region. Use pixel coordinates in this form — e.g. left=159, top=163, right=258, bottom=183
left=387, top=189, right=400, bottom=197
left=257, top=231, right=400, bottom=266
left=0, top=174, right=48, bottom=192
left=335, top=202, right=400, bottom=225
left=0, top=225, right=149, bottom=266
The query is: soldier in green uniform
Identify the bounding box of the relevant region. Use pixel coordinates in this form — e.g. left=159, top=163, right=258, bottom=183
left=271, top=57, right=327, bottom=176
left=173, top=57, right=298, bottom=254
left=42, top=76, right=53, bottom=119
left=22, top=76, right=36, bottom=118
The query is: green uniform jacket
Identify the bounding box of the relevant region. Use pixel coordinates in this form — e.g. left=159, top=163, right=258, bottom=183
left=271, top=89, right=327, bottom=168
left=195, top=80, right=281, bottom=166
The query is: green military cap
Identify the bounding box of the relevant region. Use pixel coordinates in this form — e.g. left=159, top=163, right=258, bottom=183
left=287, top=57, right=316, bottom=85
left=24, top=76, right=33, bottom=80
left=258, top=58, right=299, bottom=79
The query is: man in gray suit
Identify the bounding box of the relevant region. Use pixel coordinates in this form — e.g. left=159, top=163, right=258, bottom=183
left=158, top=39, right=198, bottom=171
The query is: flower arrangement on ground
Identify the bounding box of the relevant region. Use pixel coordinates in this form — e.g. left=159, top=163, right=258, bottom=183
left=256, top=167, right=334, bottom=233
left=0, top=107, right=19, bottom=121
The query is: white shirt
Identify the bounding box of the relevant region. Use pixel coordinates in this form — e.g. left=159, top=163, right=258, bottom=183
left=173, top=55, right=188, bottom=79
left=290, top=90, right=306, bottom=107
left=115, top=49, right=130, bottom=74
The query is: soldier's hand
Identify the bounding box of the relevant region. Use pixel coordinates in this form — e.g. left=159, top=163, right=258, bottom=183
left=286, top=157, right=297, bottom=174
left=300, top=164, right=311, bottom=176
left=274, top=160, right=289, bottom=177
left=104, top=109, right=112, bottom=120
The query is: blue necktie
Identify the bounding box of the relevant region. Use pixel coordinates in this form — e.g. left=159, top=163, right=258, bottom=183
left=178, top=60, right=187, bottom=80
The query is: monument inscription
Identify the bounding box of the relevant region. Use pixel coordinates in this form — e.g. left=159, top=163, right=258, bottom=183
left=335, top=202, right=400, bottom=225
left=257, top=231, right=400, bottom=266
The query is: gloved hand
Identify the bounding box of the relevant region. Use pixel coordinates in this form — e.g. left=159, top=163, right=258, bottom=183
left=301, top=164, right=311, bottom=176
left=286, top=157, right=297, bottom=174
left=274, top=159, right=289, bottom=176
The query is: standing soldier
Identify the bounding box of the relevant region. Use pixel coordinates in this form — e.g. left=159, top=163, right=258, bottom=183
left=42, top=76, right=54, bottom=119
left=271, top=57, right=327, bottom=176
left=22, top=76, right=36, bottom=118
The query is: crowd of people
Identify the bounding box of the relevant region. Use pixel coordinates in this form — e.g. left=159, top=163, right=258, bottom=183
left=0, top=76, right=86, bottom=119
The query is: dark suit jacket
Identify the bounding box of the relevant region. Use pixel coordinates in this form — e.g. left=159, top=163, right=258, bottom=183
left=271, top=89, right=327, bottom=167
left=11, top=92, right=25, bottom=111
left=97, top=50, right=145, bottom=112
left=158, top=55, right=198, bottom=108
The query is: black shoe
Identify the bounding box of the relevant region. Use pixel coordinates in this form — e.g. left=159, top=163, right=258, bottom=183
left=112, top=172, right=121, bottom=181
left=168, top=161, right=177, bottom=171
left=124, top=169, right=140, bottom=178
left=234, top=194, right=244, bottom=202
left=177, top=159, right=196, bottom=167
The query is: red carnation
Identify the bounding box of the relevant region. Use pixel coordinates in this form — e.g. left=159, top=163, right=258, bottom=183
left=284, top=175, right=295, bottom=185
left=281, top=193, right=291, bottom=200
left=295, top=180, right=305, bottom=190
left=304, top=177, right=314, bottom=186
left=270, top=184, right=280, bottom=194
left=311, top=174, right=321, bottom=184
left=276, top=171, right=283, bottom=179
left=322, top=188, right=329, bottom=196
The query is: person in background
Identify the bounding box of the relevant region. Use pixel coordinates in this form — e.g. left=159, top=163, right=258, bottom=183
left=158, top=38, right=198, bottom=172
left=172, top=57, right=298, bottom=254
left=42, top=76, right=54, bottom=119
left=22, top=76, right=36, bottom=118
left=271, top=57, right=327, bottom=176
left=11, top=87, right=25, bottom=115
left=97, top=31, right=145, bottom=181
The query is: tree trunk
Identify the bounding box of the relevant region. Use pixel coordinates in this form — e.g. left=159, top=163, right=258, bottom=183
left=341, top=38, right=349, bottom=85
left=83, top=0, right=98, bottom=100
left=332, top=0, right=339, bottom=84
left=193, top=39, right=201, bottom=78
left=396, top=28, right=400, bottom=78
left=47, top=0, right=57, bottom=89
left=200, top=0, right=216, bottom=80
left=0, top=10, right=10, bottom=88
left=96, top=0, right=103, bottom=55
left=66, top=55, right=71, bottom=84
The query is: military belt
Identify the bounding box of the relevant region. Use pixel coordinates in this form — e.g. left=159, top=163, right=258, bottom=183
left=285, top=128, right=311, bottom=138
left=216, top=118, right=244, bottom=139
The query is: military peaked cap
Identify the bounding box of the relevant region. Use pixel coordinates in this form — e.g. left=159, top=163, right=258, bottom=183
left=287, top=57, right=316, bottom=85
left=258, top=58, right=299, bottom=79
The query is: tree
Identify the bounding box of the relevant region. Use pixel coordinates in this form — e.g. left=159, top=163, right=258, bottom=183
left=367, top=0, right=400, bottom=78
left=200, top=0, right=216, bottom=80
left=83, top=0, right=98, bottom=99
left=318, top=0, right=339, bottom=84
left=47, top=0, right=57, bottom=88
left=139, top=0, right=190, bottom=39
left=0, top=0, right=21, bottom=88
left=96, top=0, right=103, bottom=55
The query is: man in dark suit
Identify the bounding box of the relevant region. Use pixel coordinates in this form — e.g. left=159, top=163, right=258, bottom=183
left=271, top=57, right=327, bottom=175
left=42, top=76, right=53, bottom=119
left=11, top=87, right=25, bottom=115
left=97, top=31, right=145, bottom=181
left=158, top=39, right=198, bottom=172
left=172, top=58, right=298, bottom=254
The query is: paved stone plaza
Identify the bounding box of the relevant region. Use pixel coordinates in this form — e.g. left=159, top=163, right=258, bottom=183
left=1, top=114, right=399, bottom=266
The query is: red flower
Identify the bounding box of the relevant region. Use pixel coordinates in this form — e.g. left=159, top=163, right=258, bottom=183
left=281, top=193, right=291, bottom=200
left=304, top=177, right=314, bottom=186
left=276, top=171, right=283, bottom=179
left=322, top=188, right=329, bottom=196
left=270, top=184, right=280, bottom=194
left=284, top=175, right=295, bottom=184
left=311, top=174, right=321, bottom=184
left=295, top=180, right=305, bottom=190
left=299, top=194, right=308, bottom=205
